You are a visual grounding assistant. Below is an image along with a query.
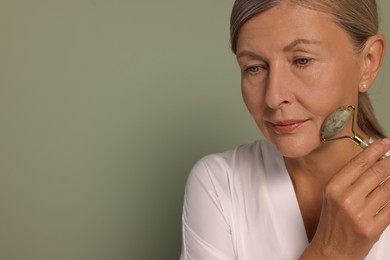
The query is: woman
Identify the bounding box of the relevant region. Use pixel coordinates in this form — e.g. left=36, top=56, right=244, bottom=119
left=181, top=0, right=390, bottom=259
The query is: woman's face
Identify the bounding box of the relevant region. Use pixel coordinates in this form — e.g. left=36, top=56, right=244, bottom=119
left=236, top=3, right=364, bottom=157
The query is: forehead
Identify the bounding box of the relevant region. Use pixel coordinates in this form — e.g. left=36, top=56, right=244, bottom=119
left=236, top=2, right=351, bottom=52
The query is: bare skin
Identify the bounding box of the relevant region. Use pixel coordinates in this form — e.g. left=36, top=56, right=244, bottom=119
left=236, top=2, right=389, bottom=259
left=300, top=139, right=390, bottom=259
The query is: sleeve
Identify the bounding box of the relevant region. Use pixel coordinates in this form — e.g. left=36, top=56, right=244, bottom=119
left=180, top=158, right=236, bottom=260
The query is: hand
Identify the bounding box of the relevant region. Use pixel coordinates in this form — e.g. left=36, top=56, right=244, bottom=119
left=301, top=139, right=390, bottom=259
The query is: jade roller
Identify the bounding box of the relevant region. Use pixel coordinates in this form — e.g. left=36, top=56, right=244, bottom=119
left=321, top=105, right=388, bottom=160
left=320, top=105, right=369, bottom=149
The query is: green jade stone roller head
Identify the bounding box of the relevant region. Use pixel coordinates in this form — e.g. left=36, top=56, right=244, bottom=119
left=320, top=106, right=369, bottom=149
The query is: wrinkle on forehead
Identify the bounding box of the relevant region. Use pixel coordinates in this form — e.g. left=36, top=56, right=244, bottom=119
left=235, top=3, right=352, bottom=56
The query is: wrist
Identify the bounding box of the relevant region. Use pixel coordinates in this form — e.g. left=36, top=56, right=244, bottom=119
left=299, top=239, right=365, bottom=260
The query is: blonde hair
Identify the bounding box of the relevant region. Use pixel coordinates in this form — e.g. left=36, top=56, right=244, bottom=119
left=230, top=0, right=385, bottom=138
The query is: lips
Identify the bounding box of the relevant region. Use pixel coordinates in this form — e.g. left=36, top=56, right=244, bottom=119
left=270, top=120, right=308, bottom=134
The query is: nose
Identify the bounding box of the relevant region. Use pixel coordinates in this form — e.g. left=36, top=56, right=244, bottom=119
left=264, top=63, right=294, bottom=109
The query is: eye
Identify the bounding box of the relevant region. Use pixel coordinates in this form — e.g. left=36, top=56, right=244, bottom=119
left=294, top=57, right=312, bottom=66
left=245, top=66, right=263, bottom=74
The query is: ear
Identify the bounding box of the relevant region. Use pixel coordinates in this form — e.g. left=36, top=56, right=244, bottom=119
left=359, top=34, right=386, bottom=93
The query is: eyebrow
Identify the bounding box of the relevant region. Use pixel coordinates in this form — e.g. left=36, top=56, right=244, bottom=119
left=236, top=38, right=322, bottom=59
left=283, top=38, right=322, bottom=52
left=236, top=50, right=264, bottom=60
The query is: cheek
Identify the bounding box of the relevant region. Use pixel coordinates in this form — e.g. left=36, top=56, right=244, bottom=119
left=241, top=81, right=265, bottom=118
left=313, top=59, right=360, bottom=102
left=297, top=64, right=360, bottom=115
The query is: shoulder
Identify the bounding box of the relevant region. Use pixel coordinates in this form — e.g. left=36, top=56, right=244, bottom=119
left=181, top=143, right=270, bottom=259
left=189, top=139, right=278, bottom=175
left=188, top=140, right=260, bottom=179
left=185, top=139, right=278, bottom=196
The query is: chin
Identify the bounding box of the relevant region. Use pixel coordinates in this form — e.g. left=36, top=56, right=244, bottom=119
left=269, top=135, right=321, bottom=158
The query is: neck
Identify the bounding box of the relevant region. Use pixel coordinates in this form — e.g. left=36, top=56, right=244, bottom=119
left=284, top=138, right=362, bottom=188
left=283, top=138, right=365, bottom=242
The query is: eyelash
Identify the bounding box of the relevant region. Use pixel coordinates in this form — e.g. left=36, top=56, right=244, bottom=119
left=247, top=66, right=259, bottom=73
left=293, top=57, right=312, bottom=68
left=245, top=65, right=265, bottom=75
left=244, top=57, right=313, bottom=75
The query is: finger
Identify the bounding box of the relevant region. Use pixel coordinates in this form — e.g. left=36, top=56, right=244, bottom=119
left=331, top=139, right=390, bottom=191
left=365, top=178, right=390, bottom=217
left=373, top=199, right=390, bottom=234
left=349, top=158, right=390, bottom=199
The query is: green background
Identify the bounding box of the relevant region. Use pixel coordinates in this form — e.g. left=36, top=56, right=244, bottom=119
left=0, top=1, right=389, bottom=259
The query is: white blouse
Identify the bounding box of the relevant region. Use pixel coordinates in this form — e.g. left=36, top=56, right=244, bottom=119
left=180, top=140, right=390, bottom=260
